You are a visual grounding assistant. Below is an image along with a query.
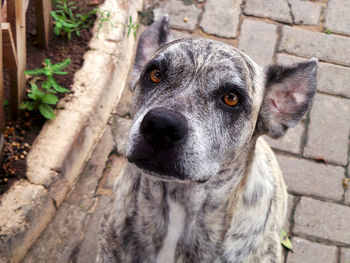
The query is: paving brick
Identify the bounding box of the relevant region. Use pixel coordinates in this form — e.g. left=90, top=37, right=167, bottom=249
left=293, top=197, right=350, bottom=245
left=244, top=0, right=292, bottom=23
left=288, top=0, right=321, bottom=26
left=200, top=0, right=242, bottom=38
left=318, top=63, right=350, bottom=98
left=303, top=93, right=350, bottom=165
left=153, top=0, right=201, bottom=31
left=277, top=53, right=305, bottom=65
left=280, top=26, right=350, bottom=66
left=286, top=237, right=337, bottom=263
left=66, top=126, right=114, bottom=211
left=264, top=121, right=304, bottom=154
left=277, top=53, right=350, bottom=98
left=0, top=181, right=56, bottom=263
left=77, top=196, right=112, bottom=263
left=325, top=0, right=350, bottom=36
left=238, top=19, right=277, bottom=67
left=276, top=155, right=345, bottom=201
left=341, top=248, right=350, bottom=263
left=100, top=154, right=127, bottom=190
left=23, top=203, right=88, bottom=263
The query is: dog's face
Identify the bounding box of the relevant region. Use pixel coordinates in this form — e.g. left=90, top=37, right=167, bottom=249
left=126, top=17, right=317, bottom=183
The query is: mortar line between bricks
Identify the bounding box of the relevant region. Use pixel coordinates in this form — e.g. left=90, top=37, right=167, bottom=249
left=272, top=25, right=283, bottom=64
left=340, top=124, right=350, bottom=204
left=241, top=13, right=293, bottom=27
left=94, top=149, right=117, bottom=195
left=316, top=90, right=350, bottom=100
left=277, top=51, right=350, bottom=69
left=195, top=0, right=205, bottom=33
left=300, top=104, right=311, bottom=157
left=235, top=0, right=248, bottom=45
left=285, top=0, right=295, bottom=25
left=239, top=10, right=350, bottom=38
left=286, top=194, right=301, bottom=263
left=320, top=0, right=330, bottom=32
left=278, top=50, right=350, bottom=68
left=337, top=246, right=341, bottom=263
left=287, top=191, right=345, bottom=206
left=273, top=147, right=348, bottom=169
left=292, top=233, right=350, bottom=249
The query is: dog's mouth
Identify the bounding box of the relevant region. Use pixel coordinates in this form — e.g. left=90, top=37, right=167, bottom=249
left=127, top=156, right=188, bottom=181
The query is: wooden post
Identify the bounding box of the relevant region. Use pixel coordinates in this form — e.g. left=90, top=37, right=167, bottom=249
left=6, top=0, right=26, bottom=117
left=0, top=0, right=4, bottom=155
left=35, top=0, right=52, bottom=48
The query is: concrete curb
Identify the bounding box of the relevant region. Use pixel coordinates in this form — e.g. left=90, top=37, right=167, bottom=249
left=0, top=0, right=143, bottom=262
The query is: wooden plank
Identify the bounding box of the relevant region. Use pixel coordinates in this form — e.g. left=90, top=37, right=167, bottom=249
left=35, top=0, right=51, bottom=48
left=2, top=22, right=17, bottom=69
left=7, top=0, right=26, bottom=117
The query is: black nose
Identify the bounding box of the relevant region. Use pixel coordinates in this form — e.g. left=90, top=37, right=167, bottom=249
left=140, top=108, right=188, bottom=149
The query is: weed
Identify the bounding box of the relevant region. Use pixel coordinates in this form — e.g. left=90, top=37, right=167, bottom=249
left=20, top=59, right=71, bottom=119
left=51, top=0, right=97, bottom=40
left=280, top=230, right=293, bottom=251
left=325, top=29, right=332, bottom=35
left=126, top=15, right=139, bottom=38
left=96, top=9, right=113, bottom=36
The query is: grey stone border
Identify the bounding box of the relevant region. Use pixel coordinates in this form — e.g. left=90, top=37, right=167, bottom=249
left=0, top=0, right=143, bottom=261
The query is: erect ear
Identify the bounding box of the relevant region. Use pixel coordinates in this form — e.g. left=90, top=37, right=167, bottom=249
left=131, top=15, right=171, bottom=88
left=256, top=58, right=318, bottom=138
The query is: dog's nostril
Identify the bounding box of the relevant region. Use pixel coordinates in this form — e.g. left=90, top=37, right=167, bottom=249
left=140, top=108, right=188, bottom=149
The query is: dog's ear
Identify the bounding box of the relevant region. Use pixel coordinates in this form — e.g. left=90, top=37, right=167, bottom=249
left=256, top=58, right=318, bottom=138
left=131, top=15, right=171, bottom=87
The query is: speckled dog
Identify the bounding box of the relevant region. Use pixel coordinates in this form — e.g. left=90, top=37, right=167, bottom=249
left=97, top=16, right=317, bottom=263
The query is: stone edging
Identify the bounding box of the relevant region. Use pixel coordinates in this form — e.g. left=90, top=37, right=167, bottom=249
left=0, top=0, right=143, bottom=261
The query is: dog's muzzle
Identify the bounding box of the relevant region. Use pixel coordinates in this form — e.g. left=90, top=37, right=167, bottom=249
left=128, top=107, right=189, bottom=179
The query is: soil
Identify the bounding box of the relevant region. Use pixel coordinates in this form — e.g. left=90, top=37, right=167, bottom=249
left=0, top=0, right=102, bottom=195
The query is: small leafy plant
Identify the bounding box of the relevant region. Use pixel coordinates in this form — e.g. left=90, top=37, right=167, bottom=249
left=280, top=230, right=293, bottom=251
left=126, top=15, right=139, bottom=38
left=20, top=59, right=71, bottom=119
left=96, top=9, right=113, bottom=35
left=51, top=0, right=97, bottom=40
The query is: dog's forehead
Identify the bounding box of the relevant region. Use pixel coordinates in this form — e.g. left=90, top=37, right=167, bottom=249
left=154, top=38, right=256, bottom=91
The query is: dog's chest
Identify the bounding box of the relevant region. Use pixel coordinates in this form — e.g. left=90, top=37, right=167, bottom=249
left=137, top=187, right=226, bottom=263
left=156, top=196, right=186, bottom=263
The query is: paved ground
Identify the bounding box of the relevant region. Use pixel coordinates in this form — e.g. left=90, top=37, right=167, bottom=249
left=23, top=0, right=350, bottom=262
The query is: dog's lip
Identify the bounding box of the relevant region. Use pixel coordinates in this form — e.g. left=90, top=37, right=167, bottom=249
left=127, top=156, right=208, bottom=184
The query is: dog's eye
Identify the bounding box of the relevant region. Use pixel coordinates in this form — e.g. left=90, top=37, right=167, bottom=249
left=222, top=93, right=239, bottom=107
left=149, top=69, right=162, bottom=83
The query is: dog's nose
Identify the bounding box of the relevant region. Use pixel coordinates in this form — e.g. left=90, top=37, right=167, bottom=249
left=140, top=108, right=188, bottom=149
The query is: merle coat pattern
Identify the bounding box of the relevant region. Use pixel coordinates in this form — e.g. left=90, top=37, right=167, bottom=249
left=97, top=16, right=317, bottom=263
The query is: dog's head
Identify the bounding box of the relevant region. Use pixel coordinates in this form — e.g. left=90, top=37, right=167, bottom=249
left=126, top=16, right=317, bottom=183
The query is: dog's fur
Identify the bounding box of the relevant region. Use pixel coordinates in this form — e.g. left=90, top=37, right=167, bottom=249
left=97, top=16, right=317, bottom=263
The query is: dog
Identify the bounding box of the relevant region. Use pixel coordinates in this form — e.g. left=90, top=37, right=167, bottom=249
left=97, top=16, right=317, bottom=263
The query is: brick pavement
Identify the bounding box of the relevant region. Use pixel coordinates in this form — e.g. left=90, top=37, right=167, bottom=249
left=23, top=0, right=350, bottom=262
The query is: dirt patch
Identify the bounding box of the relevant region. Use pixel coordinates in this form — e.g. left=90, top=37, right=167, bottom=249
left=0, top=0, right=102, bottom=195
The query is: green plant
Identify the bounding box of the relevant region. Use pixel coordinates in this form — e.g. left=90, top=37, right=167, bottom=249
left=126, top=15, right=139, bottom=38
left=51, top=0, right=97, bottom=40
left=96, top=9, right=113, bottom=36
left=20, top=59, right=71, bottom=119
left=325, top=29, right=332, bottom=34
left=280, top=229, right=293, bottom=251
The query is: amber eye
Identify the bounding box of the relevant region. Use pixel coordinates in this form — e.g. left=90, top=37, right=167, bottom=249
left=223, top=92, right=239, bottom=107
left=149, top=69, right=162, bottom=83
